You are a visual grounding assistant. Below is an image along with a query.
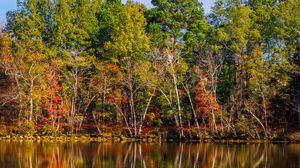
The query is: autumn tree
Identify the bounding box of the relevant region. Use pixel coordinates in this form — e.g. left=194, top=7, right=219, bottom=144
left=45, top=63, right=64, bottom=131
left=195, top=78, right=221, bottom=131
left=0, top=0, right=299, bottom=138
left=0, top=32, right=47, bottom=126
left=87, top=61, right=123, bottom=134
left=104, top=3, right=150, bottom=135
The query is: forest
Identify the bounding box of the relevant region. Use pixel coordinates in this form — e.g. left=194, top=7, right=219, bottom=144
left=0, top=0, right=299, bottom=140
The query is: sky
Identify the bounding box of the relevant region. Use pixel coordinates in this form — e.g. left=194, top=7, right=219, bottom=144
left=0, top=0, right=215, bottom=23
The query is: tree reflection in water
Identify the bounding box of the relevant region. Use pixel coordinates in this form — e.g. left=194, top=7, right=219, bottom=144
left=0, top=141, right=299, bottom=168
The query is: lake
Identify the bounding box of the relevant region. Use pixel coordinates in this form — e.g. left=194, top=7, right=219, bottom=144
left=0, top=141, right=299, bottom=168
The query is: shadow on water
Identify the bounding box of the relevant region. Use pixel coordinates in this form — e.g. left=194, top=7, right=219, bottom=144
left=0, top=141, right=299, bottom=168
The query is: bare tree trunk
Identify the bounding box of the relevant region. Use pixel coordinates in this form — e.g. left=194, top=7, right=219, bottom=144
left=248, top=109, right=267, bottom=138
left=125, top=60, right=137, bottom=135
left=92, top=110, right=102, bottom=134
left=115, top=104, right=132, bottom=136
left=158, top=88, right=181, bottom=136
left=129, top=84, right=137, bottom=135
left=71, top=64, right=78, bottom=133
left=51, top=94, right=55, bottom=127
left=183, top=83, right=200, bottom=135
left=83, top=95, right=96, bottom=114
left=211, top=109, right=218, bottom=131
left=102, top=78, right=107, bottom=113
left=15, top=76, right=23, bottom=120
left=56, top=118, right=60, bottom=132
left=138, top=88, right=155, bottom=134
left=29, top=79, right=34, bottom=122
left=56, top=97, right=63, bottom=133
left=261, top=88, right=268, bottom=137
left=171, top=64, right=183, bottom=136
left=29, top=74, right=40, bottom=122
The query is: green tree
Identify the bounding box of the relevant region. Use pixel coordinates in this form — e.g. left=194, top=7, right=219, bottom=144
left=147, top=0, right=205, bottom=136
left=104, top=3, right=150, bottom=135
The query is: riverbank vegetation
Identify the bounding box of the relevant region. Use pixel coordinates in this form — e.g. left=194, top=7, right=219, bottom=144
left=0, top=0, right=299, bottom=140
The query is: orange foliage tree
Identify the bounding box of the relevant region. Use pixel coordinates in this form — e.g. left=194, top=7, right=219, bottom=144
left=195, top=79, right=221, bottom=131
left=44, top=63, right=64, bottom=130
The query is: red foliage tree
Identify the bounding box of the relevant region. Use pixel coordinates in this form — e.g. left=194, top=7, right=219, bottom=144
left=45, top=63, right=64, bottom=127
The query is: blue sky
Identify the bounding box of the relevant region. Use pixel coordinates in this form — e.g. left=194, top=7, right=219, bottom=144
left=0, top=0, right=215, bottom=23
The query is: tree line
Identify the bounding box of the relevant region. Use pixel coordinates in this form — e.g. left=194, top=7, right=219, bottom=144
left=0, top=0, right=299, bottom=138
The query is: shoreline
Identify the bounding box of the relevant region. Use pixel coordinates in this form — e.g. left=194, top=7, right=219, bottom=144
left=1, top=134, right=300, bottom=143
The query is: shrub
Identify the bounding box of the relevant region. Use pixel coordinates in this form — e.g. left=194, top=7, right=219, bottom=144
left=17, top=120, right=36, bottom=135
left=40, top=124, right=56, bottom=136
left=0, top=126, right=7, bottom=136
left=62, top=123, right=73, bottom=135
left=0, top=117, right=7, bottom=136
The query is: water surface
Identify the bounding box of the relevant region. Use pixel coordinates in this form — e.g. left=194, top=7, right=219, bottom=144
left=0, top=141, right=299, bottom=168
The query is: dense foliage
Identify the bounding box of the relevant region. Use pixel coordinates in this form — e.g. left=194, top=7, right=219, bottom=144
left=0, top=0, right=299, bottom=138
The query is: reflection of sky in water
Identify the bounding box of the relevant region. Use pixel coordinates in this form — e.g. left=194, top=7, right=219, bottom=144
left=0, top=141, right=299, bottom=168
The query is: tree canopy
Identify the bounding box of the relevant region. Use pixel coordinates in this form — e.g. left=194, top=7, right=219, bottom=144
left=0, top=0, right=299, bottom=139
